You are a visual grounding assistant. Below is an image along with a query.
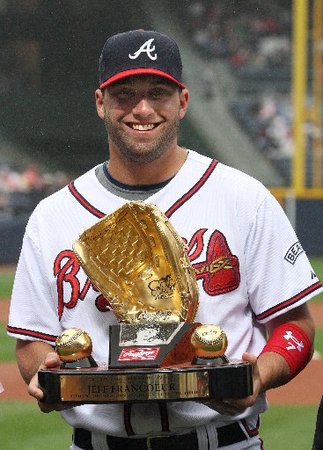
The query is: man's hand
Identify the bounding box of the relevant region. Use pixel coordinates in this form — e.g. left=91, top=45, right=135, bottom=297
left=200, top=352, right=262, bottom=415
left=28, top=351, right=61, bottom=413
left=16, top=339, right=81, bottom=413
left=201, top=304, right=315, bottom=415
left=28, top=351, right=82, bottom=413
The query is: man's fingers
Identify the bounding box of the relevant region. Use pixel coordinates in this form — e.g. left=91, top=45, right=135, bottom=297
left=42, top=351, right=61, bottom=369
left=27, top=351, right=61, bottom=408
left=200, top=353, right=260, bottom=415
left=242, top=352, right=258, bottom=365
left=28, top=373, right=44, bottom=401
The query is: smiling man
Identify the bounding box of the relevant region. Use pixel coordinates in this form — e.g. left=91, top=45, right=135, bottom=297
left=7, top=30, right=322, bottom=450
left=97, top=76, right=188, bottom=166
left=95, top=30, right=189, bottom=186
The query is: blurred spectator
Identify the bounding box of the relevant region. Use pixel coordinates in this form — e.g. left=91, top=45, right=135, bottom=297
left=22, top=164, right=44, bottom=191
left=201, top=64, right=215, bottom=100
left=231, top=95, right=293, bottom=159
left=8, top=39, right=42, bottom=91
left=187, top=1, right=206, bottom=19
left=0, top=0, right=43, bottom=92
left=0, top=160, right=71, bottom=218
left=257, top=96, right=293, bottom=158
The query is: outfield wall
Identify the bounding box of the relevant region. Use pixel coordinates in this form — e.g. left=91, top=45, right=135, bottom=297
left=0, top=216, right=28, bottom=264
left=296, top=199, right=323, bottom=255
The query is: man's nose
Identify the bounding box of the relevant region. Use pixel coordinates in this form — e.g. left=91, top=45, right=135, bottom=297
left=132, top=97, right=154, bottom=117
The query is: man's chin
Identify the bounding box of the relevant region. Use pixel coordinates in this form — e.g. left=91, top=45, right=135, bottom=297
left=118, top=146, right=166, bottom=164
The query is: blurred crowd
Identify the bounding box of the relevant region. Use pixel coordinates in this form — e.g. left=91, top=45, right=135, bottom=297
left=185, top=0, right=291, bottom=72
left=230, top=94, right=293, bottom=180
left=181, top=0, right=320, bottom=183
left=1, top=0, right=319, bottom=187
left=0, top=161, right=70, bottom=219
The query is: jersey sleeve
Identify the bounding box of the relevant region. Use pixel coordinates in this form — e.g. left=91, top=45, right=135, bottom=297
left=7, top=213, right=61, bottom=344
left=245, top=191, right=322, bottom=323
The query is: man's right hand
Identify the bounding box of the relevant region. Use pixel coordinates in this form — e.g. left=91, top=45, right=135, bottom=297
left=27, top=351, right=62, bottom=412
left=16, top=340, right=81, bottom=413
left=28, top=351, right=82, bottom=413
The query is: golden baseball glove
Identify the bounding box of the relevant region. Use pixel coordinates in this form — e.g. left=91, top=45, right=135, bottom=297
left=73, top=201, right=199, bottom=323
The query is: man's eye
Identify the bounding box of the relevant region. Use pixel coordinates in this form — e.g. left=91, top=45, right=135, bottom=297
left=115, top=89, right=135, bottom=99
left=149, top=89, right=166, bottom=99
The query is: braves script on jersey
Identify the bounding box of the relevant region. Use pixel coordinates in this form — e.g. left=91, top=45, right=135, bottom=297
left=7, top=150, right=322, bottom=437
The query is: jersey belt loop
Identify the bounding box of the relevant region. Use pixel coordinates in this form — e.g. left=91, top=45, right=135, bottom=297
left=91, top=431, right=110, bottom=450
left=196, top=425, right=211, bottom=450
left=205, top=422, right=219, bottom=449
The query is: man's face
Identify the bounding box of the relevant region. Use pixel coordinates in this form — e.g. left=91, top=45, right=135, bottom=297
left=96, top=75, right=189, bottom=164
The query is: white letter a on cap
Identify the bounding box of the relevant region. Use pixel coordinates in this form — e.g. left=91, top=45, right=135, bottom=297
left=128, top=38, right=157, bottom=61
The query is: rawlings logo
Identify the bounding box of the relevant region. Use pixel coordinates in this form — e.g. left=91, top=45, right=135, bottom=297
left=118, top=347, right=160, bottom=361
left=54, top=229, right=240, bottom=319
left=128, top=38, right=157, bottom=61
left=148, top=275, right=175, bottom=300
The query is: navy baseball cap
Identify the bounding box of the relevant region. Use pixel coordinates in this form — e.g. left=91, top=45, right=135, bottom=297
left=99, top=30, right=186, bottom=90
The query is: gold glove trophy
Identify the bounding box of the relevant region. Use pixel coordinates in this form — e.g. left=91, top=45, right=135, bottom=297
left=39, top=201, right=252, bottom=404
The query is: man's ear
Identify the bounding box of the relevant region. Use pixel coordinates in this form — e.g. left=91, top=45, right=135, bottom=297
left=95, top=89, right=105, bottom=120
left=179, top=88, right=190, bottom=120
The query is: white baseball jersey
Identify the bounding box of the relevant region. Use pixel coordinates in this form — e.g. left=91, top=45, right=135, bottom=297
left=7, top=150, right=322, bottom=438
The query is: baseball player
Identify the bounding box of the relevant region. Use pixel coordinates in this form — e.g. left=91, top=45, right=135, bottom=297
left=312, top=396, right=323, bottom=449
left=7, top=30, right=322, bottom=450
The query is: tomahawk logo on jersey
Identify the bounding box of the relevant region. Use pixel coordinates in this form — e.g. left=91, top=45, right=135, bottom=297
left=53, top=227, right=240, bottom=319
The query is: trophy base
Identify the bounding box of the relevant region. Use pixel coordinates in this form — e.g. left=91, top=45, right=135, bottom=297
left=38, top=360, right=252, bottom=404
left=192, top=355, right=229, bottom=366
left=62, top=356, right=98, bottom=369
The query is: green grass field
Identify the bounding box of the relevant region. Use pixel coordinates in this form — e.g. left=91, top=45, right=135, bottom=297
left=1, top=259, right=322, bottom=450
left=0, top=401, right=71, bottom=450
left=0, top=401, right=319, bottom=450
left=0, top=271, right=14, bottom=300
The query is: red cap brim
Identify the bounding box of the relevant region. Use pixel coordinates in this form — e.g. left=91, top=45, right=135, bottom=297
left=100, top=68, right=186, bottom=90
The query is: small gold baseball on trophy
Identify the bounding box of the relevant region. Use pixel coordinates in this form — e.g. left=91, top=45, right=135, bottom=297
left=55, top=328, right=97, bottom=368
left=191, top=324, right=228, bottom=365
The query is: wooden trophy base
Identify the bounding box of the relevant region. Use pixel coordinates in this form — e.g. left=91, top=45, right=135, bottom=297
left=38, top=361, right=252, bottom=404
left=38, top=323, right=253, bottom=404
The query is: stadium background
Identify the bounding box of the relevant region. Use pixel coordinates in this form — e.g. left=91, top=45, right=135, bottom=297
left=0, top=0, right=322, bottom=263
left=0, top=0, right=322, bottom=449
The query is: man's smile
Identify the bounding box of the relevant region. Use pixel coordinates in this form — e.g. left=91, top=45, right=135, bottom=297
left=126, top=123, right=161, bottom=131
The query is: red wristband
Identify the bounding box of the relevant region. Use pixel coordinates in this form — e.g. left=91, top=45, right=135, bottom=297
left=261, top=322, right=312, bottom=377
